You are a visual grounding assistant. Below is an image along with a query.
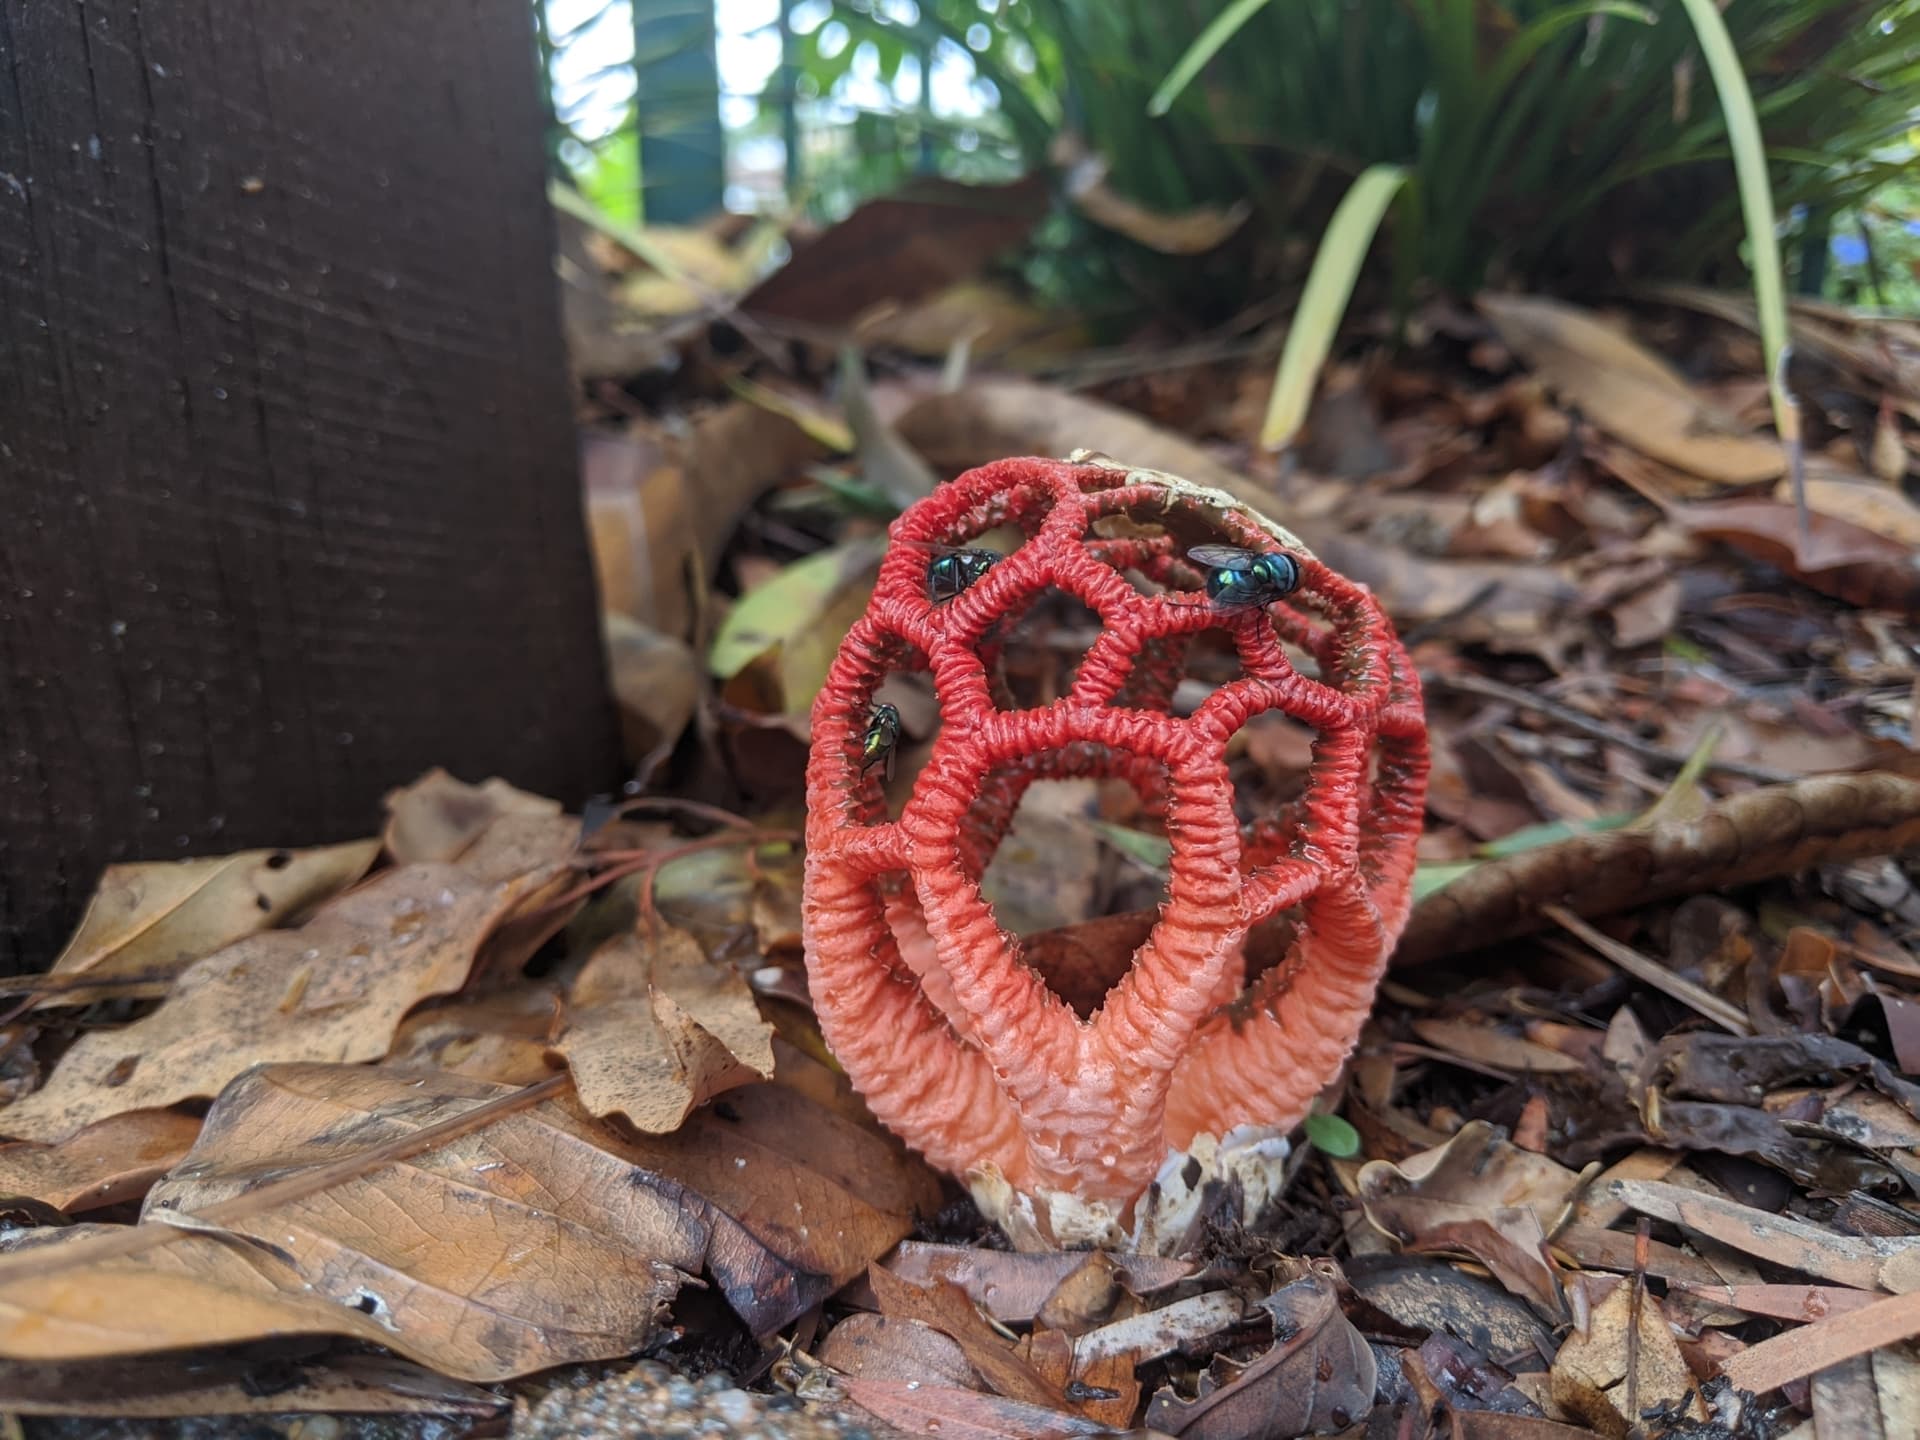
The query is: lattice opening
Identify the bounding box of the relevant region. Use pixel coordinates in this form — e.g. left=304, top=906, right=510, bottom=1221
left=986, top=589, right=1107, bottom=710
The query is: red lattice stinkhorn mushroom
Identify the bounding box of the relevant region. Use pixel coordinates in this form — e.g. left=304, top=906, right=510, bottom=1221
left=802, top=454, right=1428, bottom=1240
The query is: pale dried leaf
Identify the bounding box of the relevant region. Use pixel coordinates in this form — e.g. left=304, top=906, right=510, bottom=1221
left=381, top=769, right=564, bottom=865
left=1478, top=294, right=1784, bottom=485
left=1551, top=1284, right=1705, bottom=1437
left=1063, top=151, right=1250, bottom=255
left=1409, top=1018, right=1585, bottom=1074
left=45, top=839, right=380, bottom=1000
left=559, top=925, right=776, bottom=1133
left=0, top=1064, right=699, bottom=1380
left=0, top=814, right=577, bottom=1143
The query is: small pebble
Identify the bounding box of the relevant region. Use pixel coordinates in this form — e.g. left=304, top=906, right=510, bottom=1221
left=510, top=1359, right=888, bottom=1440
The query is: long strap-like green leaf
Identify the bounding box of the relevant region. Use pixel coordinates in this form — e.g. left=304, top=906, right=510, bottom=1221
left=1146, top=0, right=1277, bottom=117
left=1260, top=164, right=1410, bottom=451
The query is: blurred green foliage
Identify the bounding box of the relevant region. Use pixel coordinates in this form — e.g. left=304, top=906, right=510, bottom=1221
left=795, top=0, right=1919, bottom=315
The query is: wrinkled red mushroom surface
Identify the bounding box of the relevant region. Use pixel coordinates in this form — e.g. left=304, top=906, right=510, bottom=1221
left=801, top=454, right=1427, bottom=1212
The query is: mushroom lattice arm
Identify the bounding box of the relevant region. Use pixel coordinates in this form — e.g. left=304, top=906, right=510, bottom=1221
left=801, top=455, right=1428, bottom=1220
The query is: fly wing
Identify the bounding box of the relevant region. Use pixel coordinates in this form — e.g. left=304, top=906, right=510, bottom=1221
left=1186, top=545, right=1255, bottom=569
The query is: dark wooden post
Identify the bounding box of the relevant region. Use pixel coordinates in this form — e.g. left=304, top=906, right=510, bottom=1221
left=0, top=1, right=622, bottom=971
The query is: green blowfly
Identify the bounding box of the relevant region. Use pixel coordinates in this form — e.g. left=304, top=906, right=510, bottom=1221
left=1188, top=545, right=1301, bottom=610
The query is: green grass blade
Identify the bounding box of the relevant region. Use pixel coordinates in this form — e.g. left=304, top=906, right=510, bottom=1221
left=1260, top=164, right=1410, bottom=451
left=1674, top=0, right=1793, bottom=443
left=1147, top=0, right=1277, bottom=116
left=1484, top=2, right=1654, bottom=102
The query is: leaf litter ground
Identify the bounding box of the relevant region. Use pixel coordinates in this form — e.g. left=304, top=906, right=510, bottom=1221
left=8, top=204, right=1920, bottom=1439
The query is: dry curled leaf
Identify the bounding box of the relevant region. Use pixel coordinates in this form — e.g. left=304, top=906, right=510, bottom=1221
left=1478, top=293, right=1784, bottom=485
left=387, top=986, right=564, bottom=1085
left=0, top=812, right=578, bottom=1143
left=381, top=768, right=565, bottom=865
left=0, top=1065, right=701, bottom=1380
left=1060, top=145, right=1250, bottom=255
left=1145, top=1271, right=1375, bottom=1438
left=556, top=923, right=776, bottom=1133
left=1672, top=496, right=1920, bottom=612
left=868, top=1264, right=1068, bottom=1411
left=1357, top=1121, right=1582, bottom=1320
left=43, top=839, right=380, bottom=1002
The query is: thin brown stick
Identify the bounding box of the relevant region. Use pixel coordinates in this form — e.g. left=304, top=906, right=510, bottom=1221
left=610, top=797, right=760, bottom=831
left=1543, top=908, right=1753, bottom=1035
left=1426, top=672, right=1794, bottom=785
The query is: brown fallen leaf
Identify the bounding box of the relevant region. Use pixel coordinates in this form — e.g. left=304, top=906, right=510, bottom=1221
left=0, top=1351, right=504, bottom=1419
left=1451, top=1413, right=1600, bottom=1440
left=1409, top=1017, right=1586, bottom=1075
left=1670, top=496, right=1920, bottom=611
left=853, top=280, right=1090, bottom=368
left=1781, top=467, right=1920, bottom=548
left=1060, top=144, right=1250, bottom=255
left=0, top=1109, right=203, bottom=1212
left=1396, top=771, right=1920, bottom=966
left=381, top=768, right=567, bottom=865
left=1552, top=1225, right=1725, bottom=1288
left=622, top=1080, right=945, bottom=1335
left=1345, top=1252, right=1550, bottom=1358
left=868, top=1264, right=1069, bottom=1411
left=1809, top=1348, right=1919, bottom=1440
left=604, top=613, right=704, bottom=762
left=674, top=401, right=834, bottom=574
left=840, top=1376, right=1114, bottom=1440
left=1551, top=1282, right=1705, bottom=1438
left=817, top=1311, right=981, bottom=1389
left=1668, top=1280, right=1881, bottom=1323
left=556, top=922, right=776, bottom=1133
left=871, top=1241, right=1195, bottom=1324
left=1022, top=1326, right=1138, bottom=1430
left=41, top=839, right=380, bottom=1003
left=0, top=811, right=578, bottom=1143
left=1478, top=293, right=1784, bottom=485
left=0, top=1066, right=701, bottom=1380
left=1033, top=1251, right=1123, bottom=1335
left=387, top=986, right=564, bottom=1085
left=893, top=376, right=1279, bottom=518
left=1357, top=1121, right=1583, bottom=1320
left=583, top=426, right=703, bottom=638
left=740, top=173, right=1050, bottom=327
left=1145, top=1271, right=1376, bottom=1438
